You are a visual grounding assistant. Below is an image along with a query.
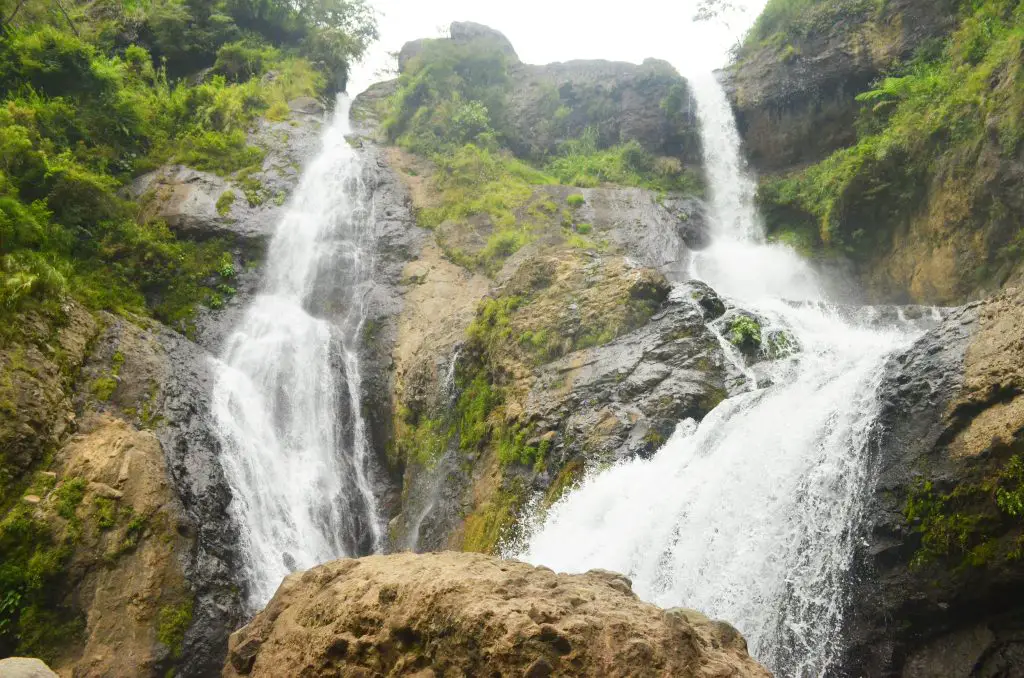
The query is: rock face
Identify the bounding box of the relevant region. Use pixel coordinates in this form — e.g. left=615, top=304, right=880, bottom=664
left=223, top=552, right=772, bottom=678
left=390, top=23, right=701, bottom=164
left=505, top=58, right=701, bottom=164
left=844, top=287, right=1024, bottom=675
left=726, top=0, right=960, bottom=173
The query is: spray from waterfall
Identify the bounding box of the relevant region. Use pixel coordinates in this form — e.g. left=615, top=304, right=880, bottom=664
left=514, top=73, right=922, bottom=675
left=210, top=97, right=383, bottom=609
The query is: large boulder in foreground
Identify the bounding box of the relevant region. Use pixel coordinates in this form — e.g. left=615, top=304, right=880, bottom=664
left=224, top=552, right=771, bottom=677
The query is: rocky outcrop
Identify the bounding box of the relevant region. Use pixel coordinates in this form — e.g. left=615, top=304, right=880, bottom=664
left=129, top=104, right=323, bottom=246
left=844, top=287, right=1024, bottom=675
left=0, top=304, right=98, bottom=501
left=726, top=0, right=960, bottom=173
left=223, top=552, right=771, bottom=678
left=504, top=57, right=701, bottom=163
left=51, top=415, right=193, bottom=677
left=380, top=23, right=701, bottom=164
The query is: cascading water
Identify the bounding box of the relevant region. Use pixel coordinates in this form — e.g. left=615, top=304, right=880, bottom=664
left=211, top=97, right=383, bottom=608
left=514, top=73, right=922, bottom=675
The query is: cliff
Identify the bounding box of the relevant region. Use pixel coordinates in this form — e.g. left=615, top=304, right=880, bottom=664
left=846, top=286, right=1024, bottom=675
left=349, top=23, right=778, bottom=556
left=728, top=0, right=1024, bottom=305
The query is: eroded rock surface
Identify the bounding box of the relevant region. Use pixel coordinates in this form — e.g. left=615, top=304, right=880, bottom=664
left=726, top=0, right=960, bottom=173
left=223, top=552, right=771, bottom=678
left=845, top=287, right=1024, bottom=675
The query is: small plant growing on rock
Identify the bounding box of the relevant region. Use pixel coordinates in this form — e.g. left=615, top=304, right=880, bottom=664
left=576, top=222, right=593, bottom=235
left=216, top=190, right=236, bottom=216
left=728, top=315, right=762, bottom=355
left=567, top=193, right=585, bottom=208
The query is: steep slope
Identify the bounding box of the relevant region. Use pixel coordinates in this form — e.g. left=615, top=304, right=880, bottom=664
left=729, top=0, right=1024, bottom=304
left=848, top=286, right=1024, bottom=675
left=352, top=24, right=759, bottom=556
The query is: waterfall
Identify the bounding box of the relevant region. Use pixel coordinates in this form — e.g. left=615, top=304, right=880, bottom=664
left=514, top=73, right=921, bottom=675
left=210, top=97, right=383, bottom=609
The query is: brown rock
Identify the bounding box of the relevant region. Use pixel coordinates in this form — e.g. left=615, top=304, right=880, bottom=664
left=223, top=552, right=771, bottom=678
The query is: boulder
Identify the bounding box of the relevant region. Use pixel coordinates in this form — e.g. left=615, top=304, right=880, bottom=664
left=844, top=287, right=1024, bottom=675
left=223, top=552, right=771, bottom=678
left=0, top=658, right=58, bottom=677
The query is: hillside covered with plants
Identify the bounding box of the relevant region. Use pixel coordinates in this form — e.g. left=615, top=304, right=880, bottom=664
left=0, top=0, right=375, bottom=667
left=738, top=0, right=1024, bottom=302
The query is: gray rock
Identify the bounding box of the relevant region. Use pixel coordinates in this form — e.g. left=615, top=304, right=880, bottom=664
left=724, top=0, right=960, bottom=172
left=842, top=288, right=1024, bottom=676
left=0, top=658, right=58, bottom=678
left=287, top=96, right=324, bottom=116
left=449, top=21, right=519, bottom=62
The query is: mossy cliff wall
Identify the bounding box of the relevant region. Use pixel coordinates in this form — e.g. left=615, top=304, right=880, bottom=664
left=728, top=0, right=1024, bottom=305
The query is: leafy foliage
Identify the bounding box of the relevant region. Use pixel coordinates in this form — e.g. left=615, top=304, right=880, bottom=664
left=0, top=0, right=372, bottom=327
left=756, top=0, right=1024, bottom=263
left=547, top=127, right=702, bottom=194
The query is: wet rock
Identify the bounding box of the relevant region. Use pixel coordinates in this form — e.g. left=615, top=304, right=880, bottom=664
left=223, top=552, right=771, bottom=678
left=844, top=287, right=1024, bottom=676
left=680, top=280, right=726, bottom=320
left=526, top=296, right=738, bottom=465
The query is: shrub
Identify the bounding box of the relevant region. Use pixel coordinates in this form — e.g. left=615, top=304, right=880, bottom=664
left=567, top=193, right=585, bottom=208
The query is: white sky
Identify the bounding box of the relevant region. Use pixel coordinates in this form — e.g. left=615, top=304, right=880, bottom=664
left=348, top=0, right=770, bottom=95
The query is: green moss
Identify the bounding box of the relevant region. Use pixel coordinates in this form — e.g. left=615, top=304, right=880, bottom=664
left=157, top=600, right=194, bottom=659
left=461, top=480, right=527, bottom=554
left=0, top=505, right=81, bottom=659
left=728, top=315, right=763, bottom=352
left=216, top=190, right=237, bottom=216
left=90, top=376, right=118, bottom=402
left=93, top=497, right=116, bottom=530
left=905, top=455, right=1024, bottom=569
left=55, top=477, right=87, bottom=520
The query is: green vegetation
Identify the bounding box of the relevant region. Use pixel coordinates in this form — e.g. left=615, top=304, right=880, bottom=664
left=419, top=145, right=555, bottom=273
left=0, top=0, right=375, bottom=328
left=0, top=499, right=82, bottom=659
left=567, top=193, right=585, bottom=208
left=741, top=0, right=879, bottom=52
left=216, top=190, right=237, bottom=216
left=757, top=0, right=1024, bottom=263
left=728, top=315, right=763, bottom=352
left=157, top=599, right=194, bottom=659
left=905, top=454, right=1024, bottom=569
left=547, top=128, right=702, bottom=194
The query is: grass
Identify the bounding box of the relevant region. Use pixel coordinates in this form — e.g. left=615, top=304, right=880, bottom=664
left=547, top=128, right=703, bottom=194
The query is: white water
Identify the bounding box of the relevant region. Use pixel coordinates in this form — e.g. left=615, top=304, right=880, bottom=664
left=211, top=98, right=383, bottom=609
left=515, top=73, right=920, bottom=675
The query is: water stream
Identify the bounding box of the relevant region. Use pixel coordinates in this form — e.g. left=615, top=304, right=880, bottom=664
left=210, top=98, right=383, bottom=609
left=514, top=73, right=921, bottom=675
